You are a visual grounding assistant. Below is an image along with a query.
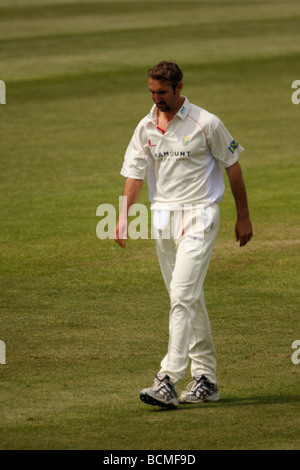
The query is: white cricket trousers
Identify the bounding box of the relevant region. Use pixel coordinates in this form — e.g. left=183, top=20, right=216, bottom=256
left=154, top=203, right=220, bottom=385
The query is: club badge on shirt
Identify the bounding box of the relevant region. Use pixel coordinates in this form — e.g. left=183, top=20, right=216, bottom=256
left=182, top=136, right=190, bottom=146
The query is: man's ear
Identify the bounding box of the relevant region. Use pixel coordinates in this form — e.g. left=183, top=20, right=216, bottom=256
left=175, top=81, right=183, bottom=95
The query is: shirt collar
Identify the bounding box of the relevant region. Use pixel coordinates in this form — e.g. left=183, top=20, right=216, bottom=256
left=177, top=96, right=190, bottom=120
left=147, top=96, right=190, bottom=124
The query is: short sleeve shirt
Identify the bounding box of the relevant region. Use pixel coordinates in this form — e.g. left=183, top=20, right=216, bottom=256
left=120, top=97, right=244, bottom=209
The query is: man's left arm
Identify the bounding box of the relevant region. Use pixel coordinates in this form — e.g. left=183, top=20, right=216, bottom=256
left=225, top=161, right=253, bottom=247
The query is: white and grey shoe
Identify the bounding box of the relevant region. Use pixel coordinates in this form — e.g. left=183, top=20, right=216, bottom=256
left=140, top=374, right=178, bottom=409
left=179, top=375, right=219, bottom=404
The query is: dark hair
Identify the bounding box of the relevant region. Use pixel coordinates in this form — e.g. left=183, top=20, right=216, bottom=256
left=147, top=61, right=183, bottom=91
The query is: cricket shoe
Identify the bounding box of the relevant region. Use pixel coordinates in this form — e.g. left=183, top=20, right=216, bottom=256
left=179, top=375, right=219, bottom=404
left=140, top=374, right=178, bottom=409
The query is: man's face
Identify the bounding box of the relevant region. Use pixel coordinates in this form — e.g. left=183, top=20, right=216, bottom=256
left=148, top=78, right=182, bottom=113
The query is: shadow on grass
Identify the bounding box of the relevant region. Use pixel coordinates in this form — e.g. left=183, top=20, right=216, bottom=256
left=146, top=394, right=300, bottom=412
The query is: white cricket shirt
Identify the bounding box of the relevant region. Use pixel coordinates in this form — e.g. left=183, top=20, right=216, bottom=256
left=120, top=97, right=244, bottom=209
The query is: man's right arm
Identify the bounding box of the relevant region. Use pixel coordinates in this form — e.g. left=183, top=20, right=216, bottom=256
left=114, top=177, right=144, bottom=248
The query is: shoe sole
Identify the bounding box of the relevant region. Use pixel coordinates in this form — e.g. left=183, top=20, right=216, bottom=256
left=140, top=392, right=178, bottom=409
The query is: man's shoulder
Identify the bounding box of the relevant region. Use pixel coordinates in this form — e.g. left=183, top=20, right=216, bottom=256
left=134, top=110, right=154, bottom=129
left=188, top=102, right=220, bottom=128
left=136, top=113, right=151, bottom=125
left=130, top=113, right=151, bottom=136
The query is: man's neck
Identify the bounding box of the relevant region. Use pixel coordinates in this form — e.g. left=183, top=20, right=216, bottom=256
left=157, top=96, right=185, bottom=127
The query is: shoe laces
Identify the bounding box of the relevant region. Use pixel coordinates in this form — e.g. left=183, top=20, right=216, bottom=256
left=185, top=375, right=210, bottom=392
left=152, top=374, right=176, bottom=394
left=153, top=374, right=167, bottom=388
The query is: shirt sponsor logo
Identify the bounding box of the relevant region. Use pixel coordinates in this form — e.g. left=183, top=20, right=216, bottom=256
left=153, top=150, right=192, bottom=161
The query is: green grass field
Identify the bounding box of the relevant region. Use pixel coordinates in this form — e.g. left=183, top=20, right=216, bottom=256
left=1, top=0, right=300, bottom=450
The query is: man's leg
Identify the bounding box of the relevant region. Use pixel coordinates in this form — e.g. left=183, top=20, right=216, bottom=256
left=158, top=204, right=219, bottom=384
left=140, top=205, right=219, bottom=407
left=188, top=289, right=217, bottom=384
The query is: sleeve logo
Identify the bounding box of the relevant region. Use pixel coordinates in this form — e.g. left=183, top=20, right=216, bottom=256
left=228, top=139, right=239, bottom=154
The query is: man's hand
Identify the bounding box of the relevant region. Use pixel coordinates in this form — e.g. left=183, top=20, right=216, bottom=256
left=114, top=177, right=144, bottom=249
left=114, top=216, right=128, bottom=248
left=235, top=215, right=253, bottom=247
left=225, top=162, right=253, bottom=247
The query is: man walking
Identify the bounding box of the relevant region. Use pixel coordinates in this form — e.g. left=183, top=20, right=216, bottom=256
left=114, top=61, right=253, bottom=408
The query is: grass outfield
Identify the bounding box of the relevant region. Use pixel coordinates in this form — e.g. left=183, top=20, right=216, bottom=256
left=1, top=0, right=300, bottom=450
